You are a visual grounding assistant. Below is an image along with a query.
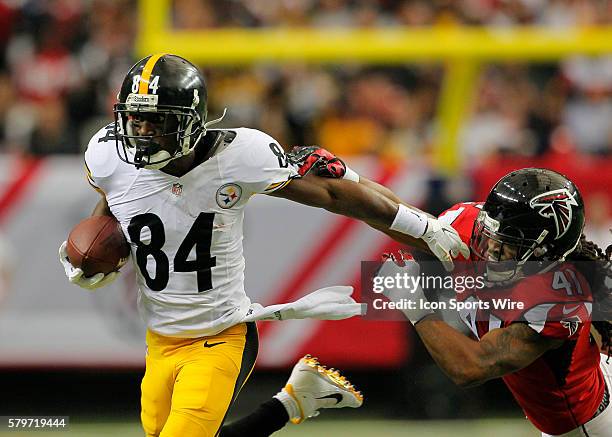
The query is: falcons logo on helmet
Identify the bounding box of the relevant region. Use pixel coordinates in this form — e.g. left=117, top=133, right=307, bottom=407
left=529, top=189, right=578, bottom=240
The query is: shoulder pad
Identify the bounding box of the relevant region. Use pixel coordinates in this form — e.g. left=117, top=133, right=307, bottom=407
left=217, top=128, right=297, bottom=194
left=207, top=129, right=237, bottom=156
left=221, top=128, right=282, bottom=170
left=84, top=123, right=120, bottom=179
left=439, top=202, right=483, bottom=245
left=483, top=266, right=593, bottom=326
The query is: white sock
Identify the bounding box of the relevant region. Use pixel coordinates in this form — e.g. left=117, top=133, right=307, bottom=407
left=274, top=390, right=300, bottom=420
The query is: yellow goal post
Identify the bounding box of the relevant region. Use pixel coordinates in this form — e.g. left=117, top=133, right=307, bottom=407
left=136, top=0, right=612, bottom=174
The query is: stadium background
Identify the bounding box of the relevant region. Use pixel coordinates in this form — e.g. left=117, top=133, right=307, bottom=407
left=0, top=0, right=611, bottom=435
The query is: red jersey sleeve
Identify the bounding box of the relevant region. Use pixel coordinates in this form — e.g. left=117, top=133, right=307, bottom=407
left=438, top=202, right=483, bottom=243
left=522, top=302, right=591, bottom=340
left=507, top=265, right=593, bottom=340
left=438, top=202, right=483, bottom=261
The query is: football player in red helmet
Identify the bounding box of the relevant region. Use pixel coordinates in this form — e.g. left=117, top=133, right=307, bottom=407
left=375, top=168, right=612, bottom=436
left=290, top=145, right=612, bottom=434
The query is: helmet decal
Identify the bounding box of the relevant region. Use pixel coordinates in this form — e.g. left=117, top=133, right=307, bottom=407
left=138, top=53, right=167, bottom=94
left=529, top=189, right=578, bottom=240
left=125, top=93, right=158, bottom=109
left=192, top=89, right=199, bottom=108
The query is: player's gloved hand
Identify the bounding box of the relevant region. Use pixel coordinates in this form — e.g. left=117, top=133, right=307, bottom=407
left=422, top=217, right=470, bottom=272
left=58, top=241, right=119, bottom=290
left=287, top=146, right=347, bottom=178
left=375, top=251, right=434, bottom=325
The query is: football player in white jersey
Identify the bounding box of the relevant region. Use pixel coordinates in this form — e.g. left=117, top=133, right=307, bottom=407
left=59, top=53, right=469, bottom=437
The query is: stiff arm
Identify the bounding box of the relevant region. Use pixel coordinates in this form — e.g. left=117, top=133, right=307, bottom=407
left=270, top=175, right=431, bottom=253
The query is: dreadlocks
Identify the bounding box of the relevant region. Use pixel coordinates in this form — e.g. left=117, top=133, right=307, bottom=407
left=568, top=235, right=612, bottom=359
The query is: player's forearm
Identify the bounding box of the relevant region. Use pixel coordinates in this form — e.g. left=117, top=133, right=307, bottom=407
left=414, top=316, right=494, bottom=387
left=414, top=317, right=558, bottom=387
left=274, top=176, right=431, bottom=242
left=274, top=176, right=399, bottom=228
left=359, top=177, right=434, bottom=218
left=323, top=180, right=398, bottom=228
left=358, top=177, right=432, bottom=253
left=323, top=178, right=440, bottom=241
left=367, top=222, right=431, bottom=252
left=358, top=177, right=403, bottom=204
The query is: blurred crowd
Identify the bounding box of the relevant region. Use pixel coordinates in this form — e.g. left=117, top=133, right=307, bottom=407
left=0, top=0, right=610, bottom=168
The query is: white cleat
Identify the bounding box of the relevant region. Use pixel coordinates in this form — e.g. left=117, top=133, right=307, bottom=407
left=282, top=354, right=363, bottom=424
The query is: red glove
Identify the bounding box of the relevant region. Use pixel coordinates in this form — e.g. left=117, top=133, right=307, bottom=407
left=287, top=146, right=347, bottom=178
left=382, top=250, right=415, bottom=265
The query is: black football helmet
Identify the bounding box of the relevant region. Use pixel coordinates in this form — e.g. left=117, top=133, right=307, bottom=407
left=470, top=168, right=585, bottom=282
left=113, top=53, right=207, bottom=169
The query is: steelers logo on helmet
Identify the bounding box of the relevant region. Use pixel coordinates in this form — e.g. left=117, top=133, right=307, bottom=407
left=113, top=53, right=208, bottom=170
left=216, top=183, right=242, bottom=209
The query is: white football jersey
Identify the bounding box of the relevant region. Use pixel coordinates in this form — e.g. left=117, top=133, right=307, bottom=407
left=84, top=124, right=298, bottom=337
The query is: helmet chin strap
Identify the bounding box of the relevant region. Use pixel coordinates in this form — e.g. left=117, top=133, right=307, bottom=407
left=132, top=138, right=174, bottom=170
left=484, top=266, right=526, bottom=287
left=142, top=150, right=173, bottom=170
left=134, top=109, right=229, bottom=170
left=482, top=229, right=551, bottom=287
left=177, top=108, right=227, bottom=158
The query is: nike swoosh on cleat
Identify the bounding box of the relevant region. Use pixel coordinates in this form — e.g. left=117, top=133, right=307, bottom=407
left=316, top=393, right=343, bottom=404
left=203, top=341, right=226, bottom=348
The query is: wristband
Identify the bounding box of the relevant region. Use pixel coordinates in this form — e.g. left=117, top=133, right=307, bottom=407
left=343, top=166, right=360, bottom=183
left=390, top=204, right=428, bottom=238
left=401, top=304, right=435, bottom=325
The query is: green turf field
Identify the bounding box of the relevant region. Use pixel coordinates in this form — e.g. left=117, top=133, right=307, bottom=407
left=0, top=418, right=538, bottom=436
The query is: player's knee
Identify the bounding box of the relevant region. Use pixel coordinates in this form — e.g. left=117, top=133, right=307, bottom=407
left=141, top=399, right=170, bottom=436
left=141, top=411, right=165, bottom=437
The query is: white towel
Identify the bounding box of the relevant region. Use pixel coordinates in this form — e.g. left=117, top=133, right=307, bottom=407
left=240, top=286, right=366, bottom=322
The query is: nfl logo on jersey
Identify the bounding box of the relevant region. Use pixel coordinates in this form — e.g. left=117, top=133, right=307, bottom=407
left=171, top=183, right=183, bottom=196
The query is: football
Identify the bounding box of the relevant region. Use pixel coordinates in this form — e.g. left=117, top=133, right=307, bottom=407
left=66, top=215, right=130, bottom=277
